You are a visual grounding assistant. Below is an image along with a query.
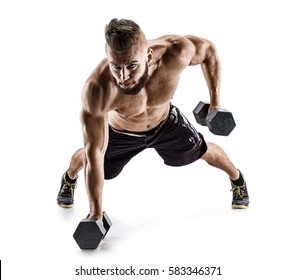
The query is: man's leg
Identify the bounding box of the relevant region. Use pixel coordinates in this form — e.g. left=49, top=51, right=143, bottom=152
left=67, top=148, right=85, bottom=180
left=201, top=142, right=249, bottom=208
left=57, top=148, right=85, bottom=208
left=201, top=142, right=239, bottom=180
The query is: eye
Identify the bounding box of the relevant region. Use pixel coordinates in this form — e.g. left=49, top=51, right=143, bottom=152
left=127, top=64, right=137, bottom=70
left=111, top=64, right=121, bottom=71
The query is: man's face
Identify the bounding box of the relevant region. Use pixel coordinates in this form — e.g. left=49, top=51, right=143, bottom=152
left=107, top=43, right=149, bottom=95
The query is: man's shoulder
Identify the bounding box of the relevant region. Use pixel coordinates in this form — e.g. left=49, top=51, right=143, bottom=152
left=149, top=35, right=195, bottom=68
left=149, top=34, right=191, bottom=49
left=81, top=58, right=112, bottom=113
left=88, top=58, right=109, bottom=82
left=83, top=58, right=111, bottom=94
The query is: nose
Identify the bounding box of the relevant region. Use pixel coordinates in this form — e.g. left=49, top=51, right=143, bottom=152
left=120, top=68, right=130, bottom=82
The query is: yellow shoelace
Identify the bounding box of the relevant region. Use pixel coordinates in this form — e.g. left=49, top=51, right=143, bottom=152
left=230, top=182, right=245, bottom=199
left=62, top=175, right=77, bottom=197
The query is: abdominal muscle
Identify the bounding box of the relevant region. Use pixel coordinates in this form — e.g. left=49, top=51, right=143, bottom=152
left=108, top=102, right=171, bottom=133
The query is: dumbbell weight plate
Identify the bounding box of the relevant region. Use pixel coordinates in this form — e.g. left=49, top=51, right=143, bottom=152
left=192, top=101, right=209, bottom=126
left=73, top=212, right=112, bottom=250
left=205, top=109, right=236, bottom=136
left=102, top=212, right=112, bottom=238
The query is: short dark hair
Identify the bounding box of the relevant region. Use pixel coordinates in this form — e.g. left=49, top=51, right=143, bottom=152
left=105, top=18, right=142, bottom=51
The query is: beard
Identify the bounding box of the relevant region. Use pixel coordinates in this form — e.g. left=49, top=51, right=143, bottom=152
left=110, top=63, right=149, bottom=95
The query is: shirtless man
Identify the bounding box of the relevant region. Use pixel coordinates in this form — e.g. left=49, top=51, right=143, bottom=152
left=57, top=18, right=249, bottom=222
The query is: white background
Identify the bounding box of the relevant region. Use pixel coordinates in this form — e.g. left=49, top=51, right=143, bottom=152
left=1, top=0, right=295, bottom=279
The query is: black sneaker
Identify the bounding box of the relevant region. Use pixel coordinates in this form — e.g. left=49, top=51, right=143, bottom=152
left=57, top=172, right=77, bottom=208
left=231, top=173, right=249, bottom=209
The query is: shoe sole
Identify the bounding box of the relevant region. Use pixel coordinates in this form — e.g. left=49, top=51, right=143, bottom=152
left=232, top=204, right=248, bottom=209
left=58, top=204, right=74, bottom=208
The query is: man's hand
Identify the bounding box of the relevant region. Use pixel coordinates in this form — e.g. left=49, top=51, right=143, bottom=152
left=208, top=103, right=220, bottom=114
left=85, top=213, right=103, bottom=222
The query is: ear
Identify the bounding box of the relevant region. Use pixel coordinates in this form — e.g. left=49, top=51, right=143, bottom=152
left=147, top=48, right=153, bottom=64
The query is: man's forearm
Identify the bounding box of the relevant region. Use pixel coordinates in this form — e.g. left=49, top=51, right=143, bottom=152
left=201, top=45, right=221, bottom=108
left=85, top=152, right=105, bottom=220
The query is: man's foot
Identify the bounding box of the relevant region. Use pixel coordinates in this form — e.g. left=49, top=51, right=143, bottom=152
left=231, top=172, right=249, bottom=209
left=57, top=172, right=77, bottom=208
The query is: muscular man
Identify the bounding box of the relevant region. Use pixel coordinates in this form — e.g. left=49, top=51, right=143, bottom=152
left=57, top=18, right=249, bottom=222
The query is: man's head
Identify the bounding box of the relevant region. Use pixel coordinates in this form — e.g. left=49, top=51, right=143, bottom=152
left=105, top=18, right=143, bottom=52
left=105, top=18, right=153, bottom=95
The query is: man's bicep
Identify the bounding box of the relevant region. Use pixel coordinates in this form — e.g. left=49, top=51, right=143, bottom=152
left=81, top=110, right=109, bottom=154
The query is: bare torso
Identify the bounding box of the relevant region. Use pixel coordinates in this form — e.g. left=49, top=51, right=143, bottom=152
left=87, top=35, right=192, bottom=133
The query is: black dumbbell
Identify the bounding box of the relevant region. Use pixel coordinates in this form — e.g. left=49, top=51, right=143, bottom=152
left=193, top=101, right=236, bottom=136
left=73, top=211, right=112, bottom=249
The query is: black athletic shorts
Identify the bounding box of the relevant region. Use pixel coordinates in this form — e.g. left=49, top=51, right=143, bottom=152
left=104, top=104, right=208, bottom=179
